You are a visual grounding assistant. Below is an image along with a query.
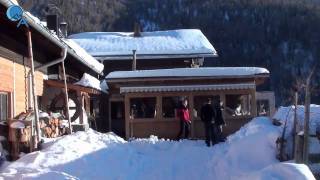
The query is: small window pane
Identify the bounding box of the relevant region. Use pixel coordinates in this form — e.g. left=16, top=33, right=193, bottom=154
left=225, top=94, right=252, bottom=117
left=0, top=93, right=8, bottom=121
left=130, top=97, right=156, bottom=119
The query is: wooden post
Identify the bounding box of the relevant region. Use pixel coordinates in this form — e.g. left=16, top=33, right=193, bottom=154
left=124, top=94, right=130, bottom=139
left=61, top=61, right=72, bottom=133
left=156, top=95, right=162, bottom=136
left=189, top=94, right=195, bottom=138
left=26, top=30, right=40, bottom=146
left=108, top=100, right=112, bottom=131
left=132, top=50, right=137, bottom=71
left=78, top=91, right=84, bottom=124
left=251, top=89, right=257, bottom=117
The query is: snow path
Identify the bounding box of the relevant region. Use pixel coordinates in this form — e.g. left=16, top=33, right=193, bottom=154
left=0, top=118, right=315, bottom=180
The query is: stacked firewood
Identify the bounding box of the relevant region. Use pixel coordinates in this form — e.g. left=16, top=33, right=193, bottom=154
left=40, top=115, right=69, bottom=138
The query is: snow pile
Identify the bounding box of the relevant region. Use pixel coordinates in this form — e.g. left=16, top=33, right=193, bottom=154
left=242, top=163, right=315, bottom=180
left=74, top=73, right=108, bottom=93
left=69, top=29, right=217, bottom=59
left=63, top=39, right=104, bottom=74
left=273, top=104, right=320, bottom=135
left=106, top=67, right=269, bottom=79
left=0, top=117, right=315, bottom=179
left=273, top=105, right=320, bottom=159
left=10, top=122, right=25, bottom=129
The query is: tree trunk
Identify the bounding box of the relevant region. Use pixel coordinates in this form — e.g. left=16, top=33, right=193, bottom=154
left=303, top=86, right=310, bottom=164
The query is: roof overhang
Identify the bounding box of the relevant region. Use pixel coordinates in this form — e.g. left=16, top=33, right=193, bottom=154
left=106, top=74, right=269, bottom=83
left=120, top=83, right=256, bottom=94
left=0, top=0, right=103, bottom=75
left=95, top=53, right=217, bottom=61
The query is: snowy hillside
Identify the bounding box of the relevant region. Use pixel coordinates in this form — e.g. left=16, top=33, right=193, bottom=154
left=0, top=117, right=315, bottom=180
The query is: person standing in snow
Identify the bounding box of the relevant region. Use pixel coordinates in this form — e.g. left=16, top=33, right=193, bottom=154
left=201, top=98, right=217, bottom=146
left=177, top=98, right=191, bottom=140
left=213, top=100, right=226, bottom=142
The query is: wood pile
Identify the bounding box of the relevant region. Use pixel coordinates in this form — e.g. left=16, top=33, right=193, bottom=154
left=39, top=116, right=68, bottom=138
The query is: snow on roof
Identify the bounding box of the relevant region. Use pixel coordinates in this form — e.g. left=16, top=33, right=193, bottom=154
left=68, top=29, right=217, bottom=60
left=106, top=67, right=269, bottom=79
left=74, top=73, right=108, bottom=93
left=22, top=12, right=104, bottom=74
left=63, top=39, right=104, bottom=74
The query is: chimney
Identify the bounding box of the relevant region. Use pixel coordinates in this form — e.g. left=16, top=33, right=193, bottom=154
left=46, top=14, right=59, bottom=35
left=133, top=22, right=141, bottom=37
left=132, top=50, right=137, bottom=71
left=59, top=21, right=68, bottom=38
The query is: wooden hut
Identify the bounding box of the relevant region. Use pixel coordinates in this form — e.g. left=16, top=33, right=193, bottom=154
left=106, top=67, right=273, bottom=139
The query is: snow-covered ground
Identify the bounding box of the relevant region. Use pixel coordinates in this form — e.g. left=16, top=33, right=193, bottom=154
left=0, top=117, right=315, bottom=180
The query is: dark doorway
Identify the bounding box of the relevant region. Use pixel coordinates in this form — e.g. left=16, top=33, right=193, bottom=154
left=111, top=101, right=125, bottom=137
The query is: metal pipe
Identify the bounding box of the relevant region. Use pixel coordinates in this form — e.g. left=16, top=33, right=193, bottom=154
left=132, top=50, right=136, bottom=71
left=34, top=48, right=67, bottom=71
left=27, top=48, right=67, bottom=109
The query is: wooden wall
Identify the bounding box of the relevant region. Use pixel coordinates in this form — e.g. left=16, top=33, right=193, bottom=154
left=103, top=59, right=191, bottom=75
left=0, top=55, right=44, bottom=117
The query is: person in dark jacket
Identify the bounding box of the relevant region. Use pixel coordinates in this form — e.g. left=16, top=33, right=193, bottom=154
left=177, top=99, right=191, bottom=140
left=213, top=100, right=226, bottom=142
left=201, top=98, right=217, bottom=146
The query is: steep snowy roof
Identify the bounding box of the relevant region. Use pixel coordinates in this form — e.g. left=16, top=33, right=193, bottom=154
left=21, top=11, right=104, bottom=74
left=106, top=67, right=269, bottom=79
left=68, top=29, right=217, bottom=60
left=63, top=39, right=104, bottom=74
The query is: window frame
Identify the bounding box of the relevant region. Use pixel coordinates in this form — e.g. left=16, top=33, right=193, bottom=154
left=161, top=96, right=183, bottom=120
left=129, top=96, right=157, bottom=121
left=0, top=91, right=11, bottom=121
left=224, top=93, right=253, bottom=119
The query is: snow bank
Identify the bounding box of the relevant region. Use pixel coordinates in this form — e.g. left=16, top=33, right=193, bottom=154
left=74, top=73, right=108, bottom=93
left=241, top=163, right=315, bottom=180
left=69, top=29, right=217, bottom=59
left=0, top=118, right=315, bottom=180
left=106, top=67, right=269, bottom=79
left=273, top=104, right=320, bottom=135
left=273, top=104, right=320, bottom=159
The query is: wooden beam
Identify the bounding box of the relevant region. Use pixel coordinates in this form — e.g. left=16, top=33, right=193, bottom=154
left=45, top=80, right=101, bottom=95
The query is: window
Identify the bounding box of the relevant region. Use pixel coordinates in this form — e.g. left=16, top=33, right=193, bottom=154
left=130, top=97, right=156, bottom=119
left=0, top=92, right=8, bottom=121
left=193, top=95, right=220, bottom=119
left=257, top=100, right=270, bottom=116
left=162, top=97, right=181, bottom=118
left=225, top=94, right=252, bottom=117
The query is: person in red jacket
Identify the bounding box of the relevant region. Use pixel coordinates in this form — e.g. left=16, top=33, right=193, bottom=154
left=177, top=98, right=191, bottom=140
